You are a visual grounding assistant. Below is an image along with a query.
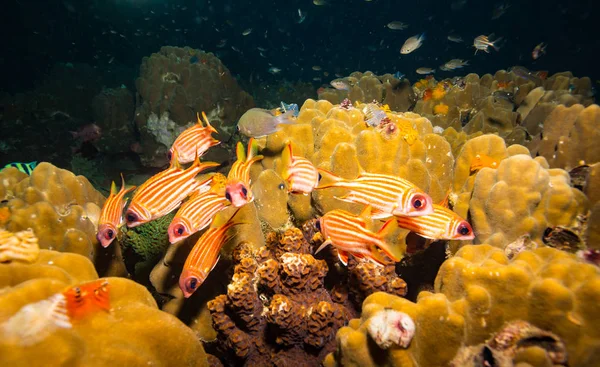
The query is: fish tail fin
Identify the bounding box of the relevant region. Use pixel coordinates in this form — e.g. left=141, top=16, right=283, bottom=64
left=492, top=37, right=504, bottom=51
left=119, top=173, right=137, bottom=196
left=169, top=147, right=182, bottom=169
left=275, top=110, right=296, bottom=126
left=192, top=146, right=219, bottom=172
left=419, top=32, right=426, bottom=41
left=200, top=111, right=219, bottom=134
left=235, top=141, right=247, bottom=162
left=314, top=239, right=333, bottom=255
left=315, top=168, right=344, bottom=189
left=280, top=142, right=293, bottom=179
left=373, top=219, right=403, bottom=262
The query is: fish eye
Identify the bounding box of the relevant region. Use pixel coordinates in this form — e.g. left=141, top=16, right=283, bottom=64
left=126, top=212, right=137, bottom=223
left=175, top=224, right=185, bottom=236
left=187, top=277, right=198, bottom=291
left=278, top=183, right=285, bottom=190
left=241, top=186, right=248, bottom=197
left=167, top=150, right=172, bottom=161
left=105, top=229, right=114, bottom=239
left=225, top=192, right=232, bottom=202
left=457, top=222, right=472, bottom=236
left=411, top=194, right=427, bottom=210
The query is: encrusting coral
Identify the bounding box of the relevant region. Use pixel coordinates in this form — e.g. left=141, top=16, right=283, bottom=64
left=324, top=244, right=600, bottom=367
left=0, top=248, right=209, bottom=366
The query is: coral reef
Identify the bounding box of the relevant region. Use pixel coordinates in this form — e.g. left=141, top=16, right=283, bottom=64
left=0, top=248, right=208, bottom=366
left=318, top=72, right=416, bottom=112
left=134, top=46, right=254, bottom=167
left=324, top=244, right=600, bottom=367
left=207, top=228, right=359, bottom=366
left=0, top=163, right=126, bottom=276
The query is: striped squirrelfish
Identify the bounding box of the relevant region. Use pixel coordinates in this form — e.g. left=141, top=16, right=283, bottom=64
left=316, top=169, right=434, bottom=219
left=179, top=210, right=241, bottom=297
left=224, top=138, right=264, bottom=207
left=315, top=205, right=402, bottom=266
left=97, top=174, right=136, bottom=247
left=125, top=149, right=219, bottom=227
left=169, top=111, right=221, bottom=164
left=62, top=279, right=111, bottom=320
left=280, top=142, right=319, bottom=195
left=168, top=191, right=231, bottom=244
left=395, top=204, right=474, bottom=241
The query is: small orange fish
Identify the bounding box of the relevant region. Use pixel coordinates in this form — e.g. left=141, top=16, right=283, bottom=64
left=470, top=154, right=500, bottom=172
left=97, top=174, right=136, bottom=248
left=63, top=279, right=110, bottom=320
left=316, top=206, right=402, bottom=266
left=395, top=204, right=474, bottom=241
left=280, top=142, right=319, bottom=194
left=316, top=169, right=434, bottom=219
left=179, top=210, right=241, bottom=297
left=168, top=191, right=231, bottom=244
left=169, top=112, right=221, bottom=164
left=422, top=89, right=433, bottom=101
left=125, top=148, right=219, bottom=227
left=496, top=81, right=510, bottom=89
left=535, top=70, right=548, bottom=80
left=224, top=138, right=264, bottom=207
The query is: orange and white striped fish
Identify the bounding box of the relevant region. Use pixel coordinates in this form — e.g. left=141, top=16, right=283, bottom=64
left=179, top=210, right=241, bottom=298
left=470, top=154, right=500, bottom=172
left=168, top=191, right=231, bottom=244
left=280, top=142, right=319, bottom=194
left=224, top=138, right=264, bottom=207
left=62, top=279, right=111, bottom=320
left=316, top=169, right=434, bottom=219
left=169, top=111, right=221, bottom=164
left=125, top=149, right=219, bottom=227
left=315, top=206, right=403, bottom=266
left=97, top=174, right=136, bottom=248
left=395, top=204, right=474, bottom=241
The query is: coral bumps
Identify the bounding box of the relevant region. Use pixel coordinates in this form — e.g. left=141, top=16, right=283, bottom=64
left=325, top=245, right=600, bottom=367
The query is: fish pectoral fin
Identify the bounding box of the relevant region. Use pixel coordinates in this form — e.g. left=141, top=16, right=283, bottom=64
left=314, top=239, right=333, bottom=255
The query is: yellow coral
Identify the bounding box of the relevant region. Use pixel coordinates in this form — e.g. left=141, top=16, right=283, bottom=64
left=325, top=245, right=600, bottom=367
left=0, top=249, right=208, bottom=366
left=0, top=228, right=39, bottom=263
left=433, top=103, right=449, bottom=115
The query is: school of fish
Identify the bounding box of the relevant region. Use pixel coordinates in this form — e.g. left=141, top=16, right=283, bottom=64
left=93, top=107, right=474, bottom=299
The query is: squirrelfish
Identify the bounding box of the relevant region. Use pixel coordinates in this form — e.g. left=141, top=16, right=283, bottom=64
left=168, top=191, right=231, bottom=243
left=169, top=112, right=221, bottom=164
left=280, top=142, right=319, bottom=195
left=473, top=35, right=502, bottom=54
left=395, top=204, right=474, bottom=241
left=316, top=169, right=434, bottom=218
left=125, top=149, right=219, bottom=227
left=179, top=211, right=241, bottom=297
left=62, top=279, right=111, bottom=320
left=97, top=174, right=136, bottom=247
left=315, top=206, right=402, bottom=265
left=225, top=138, right=263, bottom=207
left=470, top=154, right=500, bottom=172
left=400, top=33, right=425, bottom=54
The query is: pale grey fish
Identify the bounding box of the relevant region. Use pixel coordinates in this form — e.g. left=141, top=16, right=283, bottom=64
left=237, top=108, right=295, bottom=138
left=400, top=33, right=425, bottom=54
left=387, top=21, right=408, bottom=30
left=416, top=67, right=435, bottom=75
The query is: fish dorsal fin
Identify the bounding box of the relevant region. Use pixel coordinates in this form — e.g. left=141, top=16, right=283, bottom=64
left=110, top=181, right=118, bottom=196
left=359, top=205, right=373, bottom=221
left=236, top=141, right=247, bottom=162
left=169, top=148, right=182, bottom=169
left=201, top=111, right=218, bottom=134
left=280, top=142, right=293, bottom=180
left=439, top=188, right=451, bottom=208
left=247, top=138, right=258, bottom=161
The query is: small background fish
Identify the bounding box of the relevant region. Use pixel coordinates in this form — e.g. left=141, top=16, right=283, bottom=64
left=3, top=161, right=38, bottom=175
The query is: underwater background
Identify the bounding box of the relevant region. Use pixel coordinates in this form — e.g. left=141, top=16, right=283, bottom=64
left=1, top=0, right=600, bottom=366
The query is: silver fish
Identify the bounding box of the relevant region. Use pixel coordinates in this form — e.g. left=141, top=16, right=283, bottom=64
left=474, top=35, right=502, bottom=54
left=400, top=33, right=425, bottom=54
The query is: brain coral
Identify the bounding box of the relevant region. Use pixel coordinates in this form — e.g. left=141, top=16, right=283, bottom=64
left=134, top=46, right=254, bottom=167
left=0, top=248, right=208, bottom=367
left=324, top=244, right=600, bottom=367
left=0, top=163, right=125, bottom=276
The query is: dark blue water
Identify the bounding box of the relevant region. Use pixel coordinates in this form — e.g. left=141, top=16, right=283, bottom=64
left=2, top=0, right=598, bottom=93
